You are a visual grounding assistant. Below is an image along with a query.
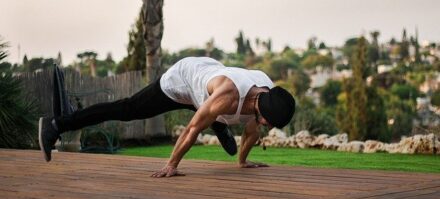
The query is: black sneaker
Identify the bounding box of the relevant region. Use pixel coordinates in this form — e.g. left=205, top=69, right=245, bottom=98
left=38, top=117, right=60, bottom=162
left=211, top=122, right=237, bottom=156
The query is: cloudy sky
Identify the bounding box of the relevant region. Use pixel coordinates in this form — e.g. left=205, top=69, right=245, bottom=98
left=1, top=0, right=440, bottom=64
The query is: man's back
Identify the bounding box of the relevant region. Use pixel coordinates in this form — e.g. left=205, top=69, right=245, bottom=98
left=160, top=57, right=273, bottom=124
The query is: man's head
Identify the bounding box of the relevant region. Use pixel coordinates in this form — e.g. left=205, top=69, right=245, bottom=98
left=256, top=86, right=296, bottom=129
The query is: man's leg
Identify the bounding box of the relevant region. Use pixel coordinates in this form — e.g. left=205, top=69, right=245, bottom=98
left=55, top=78, right=184, bottom=132
left=39, top=77, right=186, bottom=161
left=210, top=121, right=237, bottom=156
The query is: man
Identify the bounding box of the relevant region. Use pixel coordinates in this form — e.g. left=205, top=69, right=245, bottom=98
left=39, top=57, right=296, bottom=178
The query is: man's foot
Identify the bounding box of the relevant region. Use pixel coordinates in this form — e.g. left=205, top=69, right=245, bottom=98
left=38, top=117, right=60, bottom=162
left=211, top=122, right=237, bottom=156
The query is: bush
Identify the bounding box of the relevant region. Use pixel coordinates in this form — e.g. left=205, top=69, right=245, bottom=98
left=0, top=74, right=39, bottom=148
left=291, top=98, right=338, bottom=136
left=431, top=90, right=440, bottom=107
left=390, top=83, right=419, bottom=101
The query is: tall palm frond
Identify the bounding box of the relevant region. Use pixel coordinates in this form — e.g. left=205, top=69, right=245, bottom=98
left=0, top=36, right=39, bottom=148
left=0, top=36, right=9, bottom=61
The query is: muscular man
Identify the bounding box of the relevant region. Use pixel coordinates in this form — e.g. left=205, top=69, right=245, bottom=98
left=39, top=57, right=296, bottom=177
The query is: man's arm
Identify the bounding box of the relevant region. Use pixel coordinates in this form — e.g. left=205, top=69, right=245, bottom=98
left=239, top=120, right=269, bottom=168
left=151, top=86, right=235, bottom=177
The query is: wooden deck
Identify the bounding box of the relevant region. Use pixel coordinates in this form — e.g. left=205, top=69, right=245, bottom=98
left=0, top=149, right=439, bottom=199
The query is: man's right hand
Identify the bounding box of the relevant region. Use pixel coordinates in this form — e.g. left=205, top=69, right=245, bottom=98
left=239, top=160, right=269, bottom=168
left=151, top=165, right=185, bottom=178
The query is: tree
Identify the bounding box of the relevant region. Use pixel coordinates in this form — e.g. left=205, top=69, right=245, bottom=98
left=342, top=37, right=359, bottom=66
left=0, top=37, right=39, bottom=148
left=22, top=55, right=28, bottom=67
left=0, top=37, right=11, bottom=74
left=235, top=30, right=246, bottom=55
left=371, top=72, right=406, bottom=89
left=23, top=57, right=55, bottom=72
left=300, top=54, right=334, bottom=70
left=142, top=0, right=166, bottom=136
left=318, top=42, right=327, bottom=49
left=338, top=37, right=368, bottom=140
left=379, top=89, right=415, bottom=140
left=400, top=28, right=409, bottom=61
left=431, top=90, right=440, bottom=107
left=265, top=38, right=272, bottom=52
left=77, top=51, right=97, bottom=77
left=277, top=69, right=310, bottom=97
left=128, top=10, right=147, bottom=72
left=270, top=58, right=297, bottom=80
left=390, top=83, right=419, bottom=101
left=307, top=36, right=317, bottom=50
left=411, top=27, right=421, bottom=63
left=338, top=36, right=388, bottom=141
left=368, top=31, right=380, bottom=67
left=319, top=80, right=342, bottom=107
left=57, top=52, right=63, bottom=66
left=365, top=86, right=389, bottom=141
left=115, top=11, right=146, bottom=74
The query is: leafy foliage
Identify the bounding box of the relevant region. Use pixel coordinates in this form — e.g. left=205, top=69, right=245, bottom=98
left=300, top=53, right=334, bottom=70
left=337, top=37, right=388, bottom=141
left=290, top=98, right=338, bottom=135
left=390, top=83, right=420, bottom=101
left=432, top=90, right=440, bottom=106
left=0, top=39, right=39, bottom=148
left=319, top=80, right=342, bottom=107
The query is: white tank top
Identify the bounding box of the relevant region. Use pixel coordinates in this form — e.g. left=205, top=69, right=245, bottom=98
left=160, top=57, right=274, bottom=125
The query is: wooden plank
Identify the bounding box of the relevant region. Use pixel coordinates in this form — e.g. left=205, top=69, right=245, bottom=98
left=1, top=149, right=439, bottom=199
left=348, top=180, right=440, bottom=199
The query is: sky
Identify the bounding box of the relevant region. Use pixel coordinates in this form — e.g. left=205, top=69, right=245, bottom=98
left=1, top=0, right=440, bottom=65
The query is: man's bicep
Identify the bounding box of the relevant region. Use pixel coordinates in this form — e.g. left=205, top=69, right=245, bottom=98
left=187, top=97, right=225, bottom=131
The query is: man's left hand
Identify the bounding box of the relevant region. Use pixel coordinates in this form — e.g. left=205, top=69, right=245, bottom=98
left=151, top=165, right=186, bottom=178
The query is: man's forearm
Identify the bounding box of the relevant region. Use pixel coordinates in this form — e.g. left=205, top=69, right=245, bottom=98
left=238, top=131, right=259, bottom=164
left=167, top=127, right=200, bottom=168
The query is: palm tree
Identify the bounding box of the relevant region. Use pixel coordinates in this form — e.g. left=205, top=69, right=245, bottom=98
left=77, top=51, right=98, bottom=77
left=0, top=37, right=8, bottom=62
left=0, top=36, right=39, bottom=148
left=141, top=0, right=166, bottom=136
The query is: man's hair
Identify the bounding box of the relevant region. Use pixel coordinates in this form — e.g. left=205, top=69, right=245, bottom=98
left=258, top=86, right=296, bottom=128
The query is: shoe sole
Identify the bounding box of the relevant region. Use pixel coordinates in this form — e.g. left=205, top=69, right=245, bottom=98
left=38, top=117, right=50, bottom=162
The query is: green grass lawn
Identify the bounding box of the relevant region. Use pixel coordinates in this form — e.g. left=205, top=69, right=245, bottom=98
left=118, top=145, right=440, bottom=173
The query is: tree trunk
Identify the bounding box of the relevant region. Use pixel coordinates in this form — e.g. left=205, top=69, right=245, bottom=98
left=142, top=0, right=166, bottom=137
left=90, top=60, right=96, bottom=77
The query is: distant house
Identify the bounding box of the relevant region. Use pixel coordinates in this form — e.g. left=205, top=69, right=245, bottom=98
left=415, top=97, right=440, bottom=127
left=309, top=69, right=352, bottom=88
left=377, top=64, right=395, bottom=74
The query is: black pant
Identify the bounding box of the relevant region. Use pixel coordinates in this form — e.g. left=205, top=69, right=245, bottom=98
left=56, top=77, right=202, bottom=133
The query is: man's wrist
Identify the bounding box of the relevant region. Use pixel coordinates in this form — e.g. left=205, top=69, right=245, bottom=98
left=166, top=160, right=178, bottom=168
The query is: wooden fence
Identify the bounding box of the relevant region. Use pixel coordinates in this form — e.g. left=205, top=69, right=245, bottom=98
left=16, top=68, right=151, bottom=140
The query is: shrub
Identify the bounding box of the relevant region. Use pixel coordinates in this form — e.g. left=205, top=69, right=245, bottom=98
left=0, top=74, right=39, bottom=148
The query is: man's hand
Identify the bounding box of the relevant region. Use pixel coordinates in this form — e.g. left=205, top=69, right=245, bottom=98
left=239, top=160, right=269, bottom=168
left=151, top=165, right=185, bottom=178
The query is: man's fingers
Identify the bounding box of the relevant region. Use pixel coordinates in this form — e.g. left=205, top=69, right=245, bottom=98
left=256, top=162, right=269, bottom=167
left=152, top=168, right=185, bottom=178
left=240, top=161, right=269, bottom=168
left=151, top=171, right=166, bottom=178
